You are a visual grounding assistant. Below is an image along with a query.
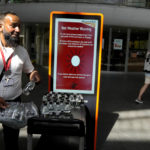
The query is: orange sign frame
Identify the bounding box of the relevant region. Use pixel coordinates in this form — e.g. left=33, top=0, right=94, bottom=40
left=48, top=11, right=104, bottom=150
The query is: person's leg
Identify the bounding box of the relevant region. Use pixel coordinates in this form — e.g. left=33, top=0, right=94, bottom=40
left=2, top=124, right=20, bottom=150
left=137, top=83, right=149, bottom=101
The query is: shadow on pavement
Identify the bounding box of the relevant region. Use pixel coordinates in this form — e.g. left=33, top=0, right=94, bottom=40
left=101, top=141, right=150, bottom=150
left=97, top=112, right=119, bottom=149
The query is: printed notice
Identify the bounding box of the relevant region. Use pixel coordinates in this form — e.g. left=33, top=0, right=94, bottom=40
left=53, top=18, right=98, bottom=94
left=113, top=39, right=123, bottom=50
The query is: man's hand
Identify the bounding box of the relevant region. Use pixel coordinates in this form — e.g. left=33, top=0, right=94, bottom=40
left=29, top=70, right=40, bottom=83
left=0, top=97, right=8, bottom=109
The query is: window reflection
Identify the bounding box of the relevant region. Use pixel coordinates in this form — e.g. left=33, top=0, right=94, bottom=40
left=17, top=23, right=149, bottom=72
left=128, top=29, right=148, bottom=72
left=110, top=27, right=127, bottom=72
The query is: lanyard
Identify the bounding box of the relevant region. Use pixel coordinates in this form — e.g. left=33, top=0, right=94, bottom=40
left=0, top=47, right=13, bottom=72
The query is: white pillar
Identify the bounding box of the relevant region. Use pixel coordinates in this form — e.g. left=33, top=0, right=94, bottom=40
left=1, top=0, right=6, bottom=4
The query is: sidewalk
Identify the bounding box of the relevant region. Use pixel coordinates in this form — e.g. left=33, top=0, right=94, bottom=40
left=98, top=71, right=150, bottom=150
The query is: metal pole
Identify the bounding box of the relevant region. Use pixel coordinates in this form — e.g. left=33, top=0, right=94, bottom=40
left=35, top=24, right=41, bottom=65
left=27, top=134, right=33, bottom=150
left=107, top=27, right=112, bottom=71
left=147, top=30, right=150, bottom=50
left=125, top=28, right=131, bottom=72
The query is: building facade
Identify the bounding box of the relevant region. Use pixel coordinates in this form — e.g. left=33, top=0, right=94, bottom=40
left=0, top=0, right=150, bottom=72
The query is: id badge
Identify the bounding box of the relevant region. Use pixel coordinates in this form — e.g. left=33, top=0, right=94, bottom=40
left=3, top=78, right=14, bottom=87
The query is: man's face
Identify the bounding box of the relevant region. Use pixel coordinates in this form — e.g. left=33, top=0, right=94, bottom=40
left=2, top=14, right=21, bottom=47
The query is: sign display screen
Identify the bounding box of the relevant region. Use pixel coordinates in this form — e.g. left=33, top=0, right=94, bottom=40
left=53, top=18, right=98, bottom=94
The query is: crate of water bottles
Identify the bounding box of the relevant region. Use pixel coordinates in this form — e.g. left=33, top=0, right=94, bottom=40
left=40, top=91, right=88, bottom=119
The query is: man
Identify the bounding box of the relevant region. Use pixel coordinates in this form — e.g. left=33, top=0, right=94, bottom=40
left=0, top=12, right=40, bottom=150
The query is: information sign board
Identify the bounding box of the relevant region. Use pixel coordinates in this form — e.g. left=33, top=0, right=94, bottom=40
left=49, top=11, right=103, bottom=150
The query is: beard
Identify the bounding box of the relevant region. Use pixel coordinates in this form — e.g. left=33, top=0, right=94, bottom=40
left=3, top=30, right=20, bottom=47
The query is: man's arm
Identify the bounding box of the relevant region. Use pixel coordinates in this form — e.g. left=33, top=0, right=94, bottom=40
left=29, top=70, right=40, bottom=83
left=0, top=97, right=8, bottom=109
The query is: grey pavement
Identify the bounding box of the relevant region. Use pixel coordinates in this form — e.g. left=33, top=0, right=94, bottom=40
left=98, top=71, right=150, bottom=150
left=1, top=67, right=150, bottom=150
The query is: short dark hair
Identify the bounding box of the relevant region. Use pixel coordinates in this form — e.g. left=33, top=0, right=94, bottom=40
left=0, top=11, right=17, bottom=21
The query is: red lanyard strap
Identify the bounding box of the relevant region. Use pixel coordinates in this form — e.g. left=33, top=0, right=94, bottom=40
left=0, top=47, right=13, bottom=71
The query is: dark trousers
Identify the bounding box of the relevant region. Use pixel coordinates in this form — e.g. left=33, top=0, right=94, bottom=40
left=2, top=124, right=20, bottom=150
left=2, top=96, right=21, bottom=150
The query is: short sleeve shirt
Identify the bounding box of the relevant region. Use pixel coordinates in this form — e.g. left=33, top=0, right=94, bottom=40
left=0, top=45, right=34, bottom=100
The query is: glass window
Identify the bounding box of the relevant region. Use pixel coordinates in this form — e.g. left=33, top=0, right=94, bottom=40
left=101, top=26, right=109, bottom=71
left=110, top=27, right=127, bottom=71
left=124, top=0, right=146, bottom=8
left=128, top=28, right=148, bottom=72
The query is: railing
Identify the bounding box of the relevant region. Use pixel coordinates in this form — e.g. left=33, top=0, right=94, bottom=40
left=1, top=0, right=150, bottom=9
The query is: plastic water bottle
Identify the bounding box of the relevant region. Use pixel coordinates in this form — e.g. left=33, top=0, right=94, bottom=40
left=22, top=80, right=35, bottom=96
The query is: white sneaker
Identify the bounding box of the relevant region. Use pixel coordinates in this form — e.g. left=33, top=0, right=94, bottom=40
left=135, top=99, right=143, bottom=104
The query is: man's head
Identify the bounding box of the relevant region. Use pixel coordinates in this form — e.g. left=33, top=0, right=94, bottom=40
left=0, top=12, right=20, bottom=47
